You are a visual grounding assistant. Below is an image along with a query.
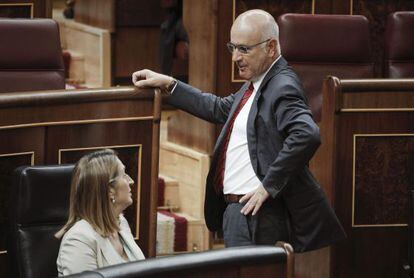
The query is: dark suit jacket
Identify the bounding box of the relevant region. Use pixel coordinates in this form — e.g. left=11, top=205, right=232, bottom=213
left=166, top=57, right=346, bottom=252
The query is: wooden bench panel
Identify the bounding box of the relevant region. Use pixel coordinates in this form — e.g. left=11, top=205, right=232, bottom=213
left=0, top=86, right=161, bottom=276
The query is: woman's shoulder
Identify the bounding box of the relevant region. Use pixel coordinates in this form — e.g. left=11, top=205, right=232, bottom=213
left=62, top=219, right=97, bottom=243
left=57, top=220, right=100, bottom=276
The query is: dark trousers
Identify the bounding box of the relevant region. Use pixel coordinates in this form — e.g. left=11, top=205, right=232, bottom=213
left=222, top=199, right=289, bottom=247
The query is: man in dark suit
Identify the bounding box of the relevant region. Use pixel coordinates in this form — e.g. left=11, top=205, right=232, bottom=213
left=133, top=9, right=346, bottom=252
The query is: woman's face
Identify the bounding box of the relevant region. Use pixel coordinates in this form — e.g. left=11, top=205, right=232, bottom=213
left=112, top=158, right=134, bottom=212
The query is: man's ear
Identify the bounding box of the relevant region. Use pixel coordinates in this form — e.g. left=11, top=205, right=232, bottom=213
left=267, top=39, right=278, bottom=57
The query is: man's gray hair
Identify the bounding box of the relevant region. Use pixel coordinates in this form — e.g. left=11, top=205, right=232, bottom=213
left=261, top=15, right=281, bottom=54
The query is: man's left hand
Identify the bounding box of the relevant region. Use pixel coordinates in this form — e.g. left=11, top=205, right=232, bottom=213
left=239, top=184, right=270, bottom=216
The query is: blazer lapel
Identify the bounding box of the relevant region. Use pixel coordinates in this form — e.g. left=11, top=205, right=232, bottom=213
left=247, top=57, right=288, bottom=174
left=118, top=229, right=145, bottom=260
left=95, top=233, right=124, bottom=266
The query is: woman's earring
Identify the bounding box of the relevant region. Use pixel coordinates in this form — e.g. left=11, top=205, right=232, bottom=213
left=112, top=197, right=116, bottom=204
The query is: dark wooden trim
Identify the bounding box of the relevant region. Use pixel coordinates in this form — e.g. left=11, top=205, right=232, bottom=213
left=0, top=87, right=154, bottom=108
left=339, top=79, right=414, bottom=92
left=148, top=89, right=162, bottom=257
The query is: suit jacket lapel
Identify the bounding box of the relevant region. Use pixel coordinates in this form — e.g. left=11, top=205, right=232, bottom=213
left=247, top=57, right=288, bottom=174
left=256, top=57, right=288, bottom=96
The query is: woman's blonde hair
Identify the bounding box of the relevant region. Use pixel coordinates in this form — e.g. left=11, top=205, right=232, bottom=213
left=56, top=149, right=122, bottom=238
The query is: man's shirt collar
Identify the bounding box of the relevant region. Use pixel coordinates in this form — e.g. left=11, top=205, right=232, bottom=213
left=251, top=55, right=282, bottom=91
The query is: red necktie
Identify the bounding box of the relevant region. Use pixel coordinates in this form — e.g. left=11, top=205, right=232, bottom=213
left=214, top=82, right=254, bottom=193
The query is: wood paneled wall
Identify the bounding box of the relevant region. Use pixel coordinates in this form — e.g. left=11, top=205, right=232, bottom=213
left=73, top=0, right=164, bottom=85
left=74, top=0, right=114, bottom=30
left=114, top=27, right=161, bottom=78
left=166, top=0, right=217, bottom=153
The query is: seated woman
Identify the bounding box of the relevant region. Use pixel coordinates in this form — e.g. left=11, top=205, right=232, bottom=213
left=55, top=149, right=145, bottom=276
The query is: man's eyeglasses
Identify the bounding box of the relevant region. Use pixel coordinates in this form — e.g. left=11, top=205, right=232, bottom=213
left=226, top=39, right=271, bottom=54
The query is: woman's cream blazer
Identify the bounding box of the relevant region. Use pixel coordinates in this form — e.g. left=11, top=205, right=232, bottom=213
left=57, top=215, right=145, bottom=276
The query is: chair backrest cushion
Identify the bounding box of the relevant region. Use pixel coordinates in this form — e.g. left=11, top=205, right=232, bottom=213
left=277, top=13, right=374, bottom=121
left=385, top=11, right=414, bottom=78
left=0, top=19, right=65, bottom=93
left=8, top=164, right=74, bottom=278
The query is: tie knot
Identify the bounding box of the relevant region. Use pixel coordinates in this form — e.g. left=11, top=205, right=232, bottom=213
left=248, top=82, right=254, bottom=92
left=243, top=82, right=254, bottom=99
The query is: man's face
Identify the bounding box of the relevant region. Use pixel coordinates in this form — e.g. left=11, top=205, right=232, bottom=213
left=230, top=25, right=271, bottom=81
